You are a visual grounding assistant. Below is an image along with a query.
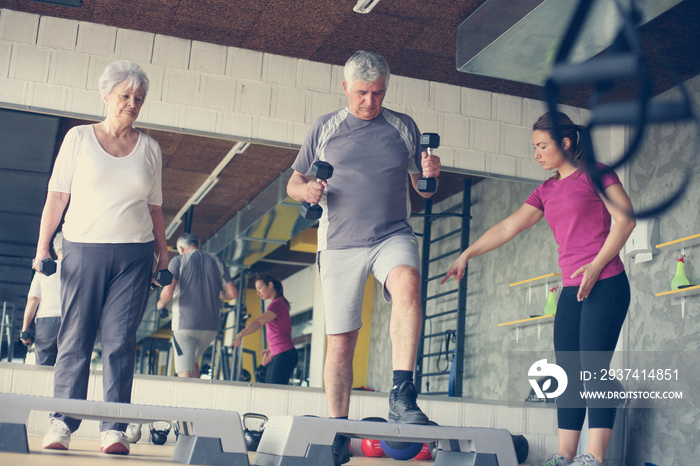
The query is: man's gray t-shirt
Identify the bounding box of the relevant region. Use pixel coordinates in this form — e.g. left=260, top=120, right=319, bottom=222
left=292, top=107, right=422, bottom=250
left=168, top=249, right=232, bottom=331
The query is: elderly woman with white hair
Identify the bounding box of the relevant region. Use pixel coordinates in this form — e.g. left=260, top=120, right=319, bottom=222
left=32, top=60, right=168, bottom=455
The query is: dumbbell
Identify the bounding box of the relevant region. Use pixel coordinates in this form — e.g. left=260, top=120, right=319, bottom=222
left=151, top=269, right=173, bottom=291
left=299, top=161, right=334, bottom=220
left=417, top=132, right=440, bottom=193
left=20, top=330, right=35, bottom=345
left=37, top=258, right=56, bottom=276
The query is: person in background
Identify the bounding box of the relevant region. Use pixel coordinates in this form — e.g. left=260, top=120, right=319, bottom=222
left=21, top=231, right=64, bottom=365
left=287, top=50, right=440, bottom=465
left=231, top=273, right=298, bottom=385
left=442, top=112, right=635, bottom=466
left=33, top=59, right=169, bottom=456
left=157, top=233, right=238, bottom=378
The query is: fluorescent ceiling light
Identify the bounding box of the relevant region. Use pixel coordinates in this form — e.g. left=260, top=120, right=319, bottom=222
left=164, top=141, right=250, bottom=239
left=25, top=0, right=82, bottom=7
left=353, top=0, right=381, bottom=14
left=191, top=177, right=219, bottom=205
left=165, top=219, right=182, bottom=240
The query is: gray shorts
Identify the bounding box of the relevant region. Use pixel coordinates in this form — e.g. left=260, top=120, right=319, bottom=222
left=318, top=234, right=420, bottom=335
left=172, top=329, right=217, bottom=373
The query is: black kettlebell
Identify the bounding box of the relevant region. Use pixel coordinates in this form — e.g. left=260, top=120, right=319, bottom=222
left=242, top=413, right=267, bottom=451
left=149, top=421, right=171, bottom=445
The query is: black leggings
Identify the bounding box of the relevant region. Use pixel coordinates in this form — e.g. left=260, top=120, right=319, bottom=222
left=266, top=347, right=299, bottom=385
left=554, top=271, right=630, bottom=430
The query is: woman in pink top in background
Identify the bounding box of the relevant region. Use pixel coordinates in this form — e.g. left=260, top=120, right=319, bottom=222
left=442, top=112, right=636, bottom=466
left=232, top=273, right=298, bottom=385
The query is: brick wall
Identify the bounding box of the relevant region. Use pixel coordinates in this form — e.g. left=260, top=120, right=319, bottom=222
left=0, top=7, right=597, bottom=183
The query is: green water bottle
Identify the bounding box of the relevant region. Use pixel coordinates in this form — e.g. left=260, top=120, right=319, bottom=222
left=671, top=256, right=690, bottom=290
left=544, top=286, right=558, bottom=315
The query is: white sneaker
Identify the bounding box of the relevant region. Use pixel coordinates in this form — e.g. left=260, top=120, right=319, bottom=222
left=100, top=430, right=130, bottom=455
left=42, top=419, right=71, bottom=450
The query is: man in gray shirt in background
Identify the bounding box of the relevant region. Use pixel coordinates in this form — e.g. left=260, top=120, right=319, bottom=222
left=157, top=233, right=238, bottom=378
left=287, top=50, right=441, bottom=465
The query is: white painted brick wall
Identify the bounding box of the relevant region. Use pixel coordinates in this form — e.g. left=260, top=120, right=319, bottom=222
left=217, top=112, right=253, bottom=138
left=163, top=68, right=198, bottom=106
left=297, top=59, right=331, bottom=93
left=272, top=86, right=306, bottom=123
left=493, top=93, right=523, bottom=126
left=0, top=10, right=39, bottom=45
left=65, top=87, right=103, bottom=116
left=306, top=90, right=342, bottom=123
left=432, top=81, right=462, bottom=114
left=471, top=118, right=500, bottom=153
left=179, top=106, right=217, bottom=133
left=28, top=82, right=65, bottom=110
left=153, top=34, right=191, bottom=69
left=433, top=146, right=456, bottom=168
left=441, top=113, right=470, bottom=150
left=486, top=153, right=517, bottom=177
left=236, top=80, right=272, bottom=117
left=289, top=121, right=309, bottom=146
left=140, top=63, right=164, bottom=101
left=76, top=22, right=116, bottom=56
left=199, top=74, right=235, bottom=111
left=0, top=41, right=11, bottom=78
left=401, top=76, right=430, bottom=109
left=9, top=44, right=50, bottom=83
left=0, top=77, right=27, bottom=104
left=496, top=404, right=526, bottom=434
left=521, top=156, right=549, bottom=182
left=86, top=55, right=113, bottom=93
left=461, top=402, right=496, bottom=428
left=330, top=65, right=345, bottom=96
left=0, top=9, right=598, bottom=183
left=48, top=50, right=89, bottom=88
left=523, top=99, right=547, bottom=128
left=228, top=47, right=263, bottom=80
left=502, top=123, right=531, bottom=158
left=114, top=29, right=154, bottom=64
left=454, top=148, right=486, bottom=173
left=140, top=100, right=180, bottom=128
left=409, top=108, right=440, bottom=137
left=38, top=16, right=78, bottom=50
left=254, top=117, right=290, bottom=143
left=190, top=40, right=227, bottom=75
left=462, top=87, right=492, bottom=119
left=525, top=405, right=557, bottom=434
left=262, top=53, right=296, bottom=86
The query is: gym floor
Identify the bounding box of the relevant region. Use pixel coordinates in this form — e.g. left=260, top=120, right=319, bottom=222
left=0, top=435, right=434, bottom=465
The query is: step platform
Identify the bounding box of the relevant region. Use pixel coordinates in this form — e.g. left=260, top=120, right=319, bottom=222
left=0, top=393, right=249, bottom=466
left=254, top=415, right=518, bottom=466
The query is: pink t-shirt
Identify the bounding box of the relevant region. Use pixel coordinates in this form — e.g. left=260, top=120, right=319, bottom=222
left=265, top=297, right=295, bottom=355
left=525, top=164, right=625, bottom=287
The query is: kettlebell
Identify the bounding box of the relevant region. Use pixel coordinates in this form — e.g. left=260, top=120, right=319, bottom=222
left=242, top=413, right=267, bottom=451
left=149, top=421, right=171, bottom=445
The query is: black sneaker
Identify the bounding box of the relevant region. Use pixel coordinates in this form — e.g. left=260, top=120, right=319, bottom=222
left=388, top=380, right=430, bottom=424
left=331, top=433, right=350, bottom=465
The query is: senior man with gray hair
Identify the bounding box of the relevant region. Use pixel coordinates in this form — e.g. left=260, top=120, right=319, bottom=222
left=287, top=50, right=441, bottom=465
left=157, top=233, right=238, bottom=378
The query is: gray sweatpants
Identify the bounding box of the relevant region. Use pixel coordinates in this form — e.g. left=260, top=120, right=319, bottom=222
left=34, top=316, right=61, bottom=366
left=51, top=240, right=153, bottom=433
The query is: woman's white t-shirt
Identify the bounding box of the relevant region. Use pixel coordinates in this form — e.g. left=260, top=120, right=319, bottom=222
left=48, top=125, right=162, bottom=244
